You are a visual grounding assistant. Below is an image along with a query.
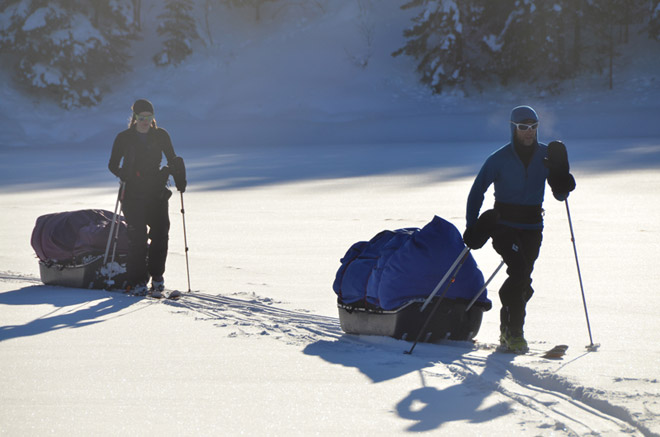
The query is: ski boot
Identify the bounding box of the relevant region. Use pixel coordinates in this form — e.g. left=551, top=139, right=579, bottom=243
left=499, top=330, right=529, bottom=354
left=150, top=277, right=165, bottom=299
left=126, top=282, right=148, bottom=297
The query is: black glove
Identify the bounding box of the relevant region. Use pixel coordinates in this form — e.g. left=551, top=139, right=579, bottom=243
left=544, top=141, right=575, bottom=197
left=548, top=172, right=576, bottom=195
left=544, top=141, right=570, bottom=174
left=463, top=209, right=500, bottom=250
left=118, top=166, right=135, bottom=183
left=170, top=156, right=187, bottom=193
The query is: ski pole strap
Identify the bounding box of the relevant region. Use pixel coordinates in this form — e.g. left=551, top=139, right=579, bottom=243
left=421, top=246, right=470, bottom=312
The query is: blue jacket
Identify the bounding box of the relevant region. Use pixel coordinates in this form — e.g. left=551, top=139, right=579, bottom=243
left=466, top=141, right=554, bottom=230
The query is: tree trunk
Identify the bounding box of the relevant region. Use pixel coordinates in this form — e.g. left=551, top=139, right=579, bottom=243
left=205, top=0, right=214, bottom=45
left=572, top=6, right=581, bottom=70
left=608, top=26, right=614, bottom=90
left=134, top=0, right=142, bottom=31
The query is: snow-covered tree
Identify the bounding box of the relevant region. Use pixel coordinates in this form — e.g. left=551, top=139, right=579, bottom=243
left=0, top=0, right=134, bottom=108
left=153, top=0, right=200, bottom=66
left=495, top=1, right=577, bottom=88
left=392, top=0, right=493, bottom=93
left=395, top=0, right=657, bottom=94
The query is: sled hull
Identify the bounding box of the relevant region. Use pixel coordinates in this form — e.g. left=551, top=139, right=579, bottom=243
left=39, top=256, right=127, bottom=290
left=338, top=299, right=484, bottom=343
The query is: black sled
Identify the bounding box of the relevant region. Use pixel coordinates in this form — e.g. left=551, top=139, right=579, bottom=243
left=38, top=255, right=128, bottom=290
left=338, top=298, right=487, bottom=343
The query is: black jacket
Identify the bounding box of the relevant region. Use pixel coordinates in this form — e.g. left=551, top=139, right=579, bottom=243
left=108, top=126, right=176, bottom=199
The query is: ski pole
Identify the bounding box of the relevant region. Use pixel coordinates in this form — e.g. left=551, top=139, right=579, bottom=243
left=103, top=181, right=126, bottom=266
left=420, top=246, right=470, bottom=312
left=180, top=192, right=191, bottom=293
left=109, top=202, right=123, bottom=266
left=405, top=248, right=472, bottom=355
left=565, top=199, right=598, bottom=351
left=465, top=259, right=505, bottom=312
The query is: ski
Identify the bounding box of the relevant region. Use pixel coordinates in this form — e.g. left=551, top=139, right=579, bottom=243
left=144, top=289, right=183, bottom=300
left=464, top=340, right=569, bottom=360
left=107, top=287, right=183, bottom=300
left=438, top=340, right=569, bottom=360
left=540, top=344, right=569, bottom=359
left=165, top=289, right=183, bottom=300
left=494, top=343, right=568, bottom=359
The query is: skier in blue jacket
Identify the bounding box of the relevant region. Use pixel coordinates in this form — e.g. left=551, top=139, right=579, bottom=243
left=463, top=105, right=575, bottom=353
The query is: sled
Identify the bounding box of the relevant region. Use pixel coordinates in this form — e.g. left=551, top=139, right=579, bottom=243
left=338, top=297, right=487, bottom=343
left=31, top=209, right=129, bottom=290
left=38, top=255, right=128, bottom=290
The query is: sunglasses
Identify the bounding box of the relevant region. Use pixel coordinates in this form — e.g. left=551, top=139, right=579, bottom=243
left=511, top=121, right=538, bottom=131
left=134, top=113, right=154, bottom=122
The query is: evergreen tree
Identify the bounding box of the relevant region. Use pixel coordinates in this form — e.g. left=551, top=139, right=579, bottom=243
left=582, top=0, right=648, bottom=89
left=395, top=0, right=657, bottom=93
left=496, top=1, right=576, bottom=88
left=221, top=0, right=278, bottom=22
left=651, top=0, right=660, bottom=40
left=392, top=0, right=493, bottom=94
left=153, top=0, right=200, bottom=66
left=0, top=0, right=133, bottom=108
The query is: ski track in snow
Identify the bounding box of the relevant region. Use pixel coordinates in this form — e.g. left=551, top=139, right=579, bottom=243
left=164, top=289, right=658, bottom=437
left=166, top=290, right=344, bottom=345
left=1, top=275, right=658, bottom=436
left=441, top=357, right=651, bottom=436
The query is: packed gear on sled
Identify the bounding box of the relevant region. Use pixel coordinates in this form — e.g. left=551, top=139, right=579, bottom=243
left=333, top=216, right=492, bottom=343
left=31, top=209, right=129, bottom=289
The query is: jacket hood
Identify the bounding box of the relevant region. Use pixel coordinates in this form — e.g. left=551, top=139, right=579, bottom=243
left=510, top=105, right=539, bottom=143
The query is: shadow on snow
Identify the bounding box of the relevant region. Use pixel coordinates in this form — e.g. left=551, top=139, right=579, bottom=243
left=0, top=284, right=144, bottom=342
left=1, top=138, right=659, bottom=192
left=166, top=291, right=517, bottom=432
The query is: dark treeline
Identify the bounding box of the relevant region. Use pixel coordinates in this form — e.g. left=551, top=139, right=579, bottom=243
left=393, top=0, right=660, bottom=94
left=1, top=0, right=658, bottom=108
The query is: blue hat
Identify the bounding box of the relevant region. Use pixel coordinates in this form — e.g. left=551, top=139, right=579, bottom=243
left=510, top=105, right=538, bottom=123
left=510, top=105, right=538, bottom=138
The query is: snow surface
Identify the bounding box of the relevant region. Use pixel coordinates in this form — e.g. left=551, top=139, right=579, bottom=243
left=1, top=2, right=660, bottom=435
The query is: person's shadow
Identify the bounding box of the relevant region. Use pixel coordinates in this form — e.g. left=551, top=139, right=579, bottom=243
left=396, top=352, right=514, bottom=432
left=304, top=336, right=515, bottom=432
left=303, top=336, right=438, bottom=383
left=0, top=284, right=143, bottom=342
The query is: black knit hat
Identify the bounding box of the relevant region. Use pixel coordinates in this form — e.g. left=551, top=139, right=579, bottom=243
left=132, top=99, right=154, bottom=114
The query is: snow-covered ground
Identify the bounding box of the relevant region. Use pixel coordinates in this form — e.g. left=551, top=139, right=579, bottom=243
left=2, top=2, right=660, bottom=435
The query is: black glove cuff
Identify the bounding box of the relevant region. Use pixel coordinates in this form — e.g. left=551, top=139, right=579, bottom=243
left=463, top=209, right=500, bottom=250
left=548, top=172, right=576, bottom=194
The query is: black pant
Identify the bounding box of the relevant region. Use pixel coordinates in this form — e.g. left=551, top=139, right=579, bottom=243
left=121, top=195, right=170, bottom=286
left=491, top=226, right=543, bottom=337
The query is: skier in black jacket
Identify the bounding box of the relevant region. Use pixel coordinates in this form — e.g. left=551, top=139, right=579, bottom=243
left=108, top=99, right=186, bottom=296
